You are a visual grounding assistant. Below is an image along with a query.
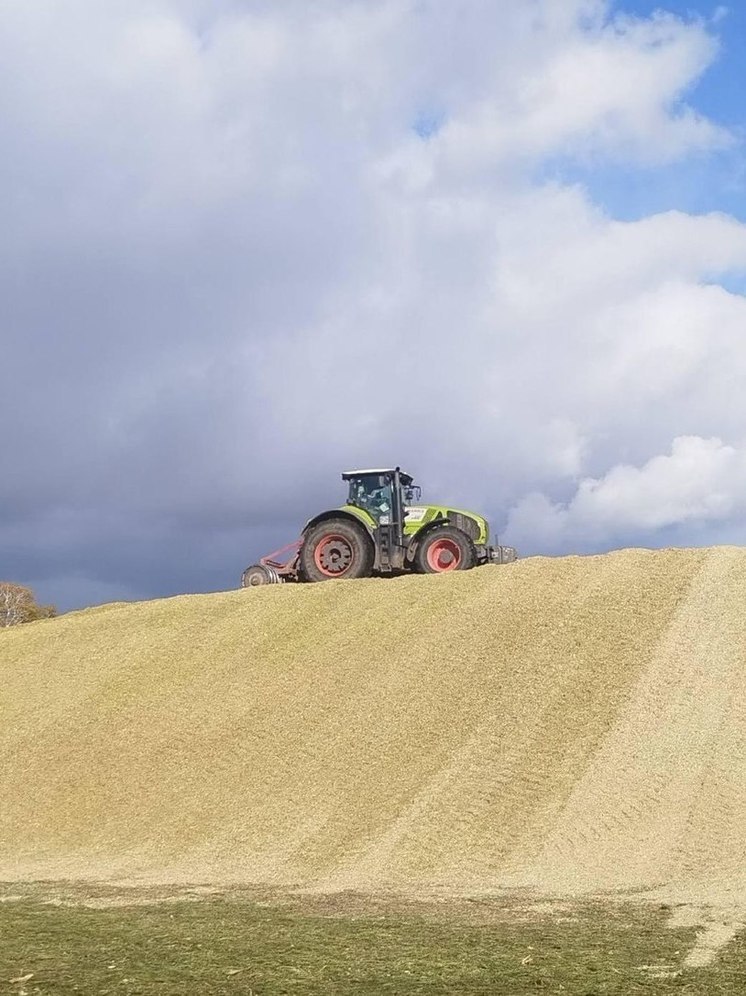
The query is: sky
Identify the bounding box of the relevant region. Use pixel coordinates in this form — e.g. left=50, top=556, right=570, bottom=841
left=2, top=0, right=746, bottom=611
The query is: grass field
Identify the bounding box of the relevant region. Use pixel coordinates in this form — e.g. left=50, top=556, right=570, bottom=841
left=1, top=885, right=744, bottom=995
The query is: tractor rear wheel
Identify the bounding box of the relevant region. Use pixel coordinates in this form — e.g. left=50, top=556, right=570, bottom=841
left=300, top=518, right=374, bottom=583
left=414, top=527, right=476, bottom=574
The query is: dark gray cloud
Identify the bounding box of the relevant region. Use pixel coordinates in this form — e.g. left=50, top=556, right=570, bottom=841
left=2, top=0, right=746, bottom=611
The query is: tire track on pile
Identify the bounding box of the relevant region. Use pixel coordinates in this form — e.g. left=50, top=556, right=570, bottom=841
left=318, top=549, right=697, bottom=893
left=521, top=547, right=746, bottom=895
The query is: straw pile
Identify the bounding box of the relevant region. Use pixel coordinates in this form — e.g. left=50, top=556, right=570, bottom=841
left=1, top=546, right=745, bottom=901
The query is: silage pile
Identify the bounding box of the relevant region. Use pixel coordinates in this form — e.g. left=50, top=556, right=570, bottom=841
left=1, top=546, right=746, bottom=901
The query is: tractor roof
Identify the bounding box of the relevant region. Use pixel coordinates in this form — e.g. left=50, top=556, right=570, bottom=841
left=342, top=468, right=414, bottom=485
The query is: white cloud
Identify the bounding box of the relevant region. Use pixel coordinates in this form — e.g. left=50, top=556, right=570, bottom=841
left=507, top=436, right=746, bottom=550
left=1, top=0, right=746, bottom=603
left=410, top=4, right=728, bottom=180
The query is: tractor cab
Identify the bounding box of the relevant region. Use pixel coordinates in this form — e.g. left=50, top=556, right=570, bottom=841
left=342, top=468, right=420, bottom=527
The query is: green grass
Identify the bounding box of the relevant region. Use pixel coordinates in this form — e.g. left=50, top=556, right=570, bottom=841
left=0, top=887, right=744, bottom=995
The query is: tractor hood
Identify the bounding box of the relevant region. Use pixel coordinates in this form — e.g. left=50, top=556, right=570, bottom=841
left=404, top=505, right=489, bottom=546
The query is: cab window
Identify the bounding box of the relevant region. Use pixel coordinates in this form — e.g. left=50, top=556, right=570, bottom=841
left=349, top=475, right=393, bottom=520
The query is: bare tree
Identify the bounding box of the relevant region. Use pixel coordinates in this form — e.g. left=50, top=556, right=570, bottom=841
left=0, top=583, right=56, bottom=627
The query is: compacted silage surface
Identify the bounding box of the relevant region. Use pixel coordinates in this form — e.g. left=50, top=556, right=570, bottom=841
left=2, top=546, right=746, bottom=904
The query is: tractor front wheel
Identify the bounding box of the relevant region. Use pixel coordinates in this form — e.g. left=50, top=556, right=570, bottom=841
left=300, top=519, right=374, bottom=583
left=414, top=527, right=476, bottom=574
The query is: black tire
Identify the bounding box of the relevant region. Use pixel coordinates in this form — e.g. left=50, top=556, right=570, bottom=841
left=414, top=526, right=476, bottom=574
left=300, top=518, right=374, bottom=583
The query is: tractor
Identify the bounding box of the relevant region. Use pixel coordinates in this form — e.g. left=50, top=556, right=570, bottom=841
left=241, top=468, right=516, bottom=587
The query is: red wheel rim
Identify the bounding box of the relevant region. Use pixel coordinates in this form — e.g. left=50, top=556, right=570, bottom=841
left=426, top=537, right=462, bottom=572
left=314, top=534, right=354, bottom=577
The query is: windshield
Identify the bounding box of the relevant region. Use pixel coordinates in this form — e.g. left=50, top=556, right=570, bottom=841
left=348, top=474, right=393, bottom=519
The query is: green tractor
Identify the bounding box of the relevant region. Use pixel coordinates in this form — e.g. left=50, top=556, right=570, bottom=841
left=241, top=468, right=516, bottom=586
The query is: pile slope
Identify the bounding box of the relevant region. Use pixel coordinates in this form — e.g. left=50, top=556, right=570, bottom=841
left=1, top=547, right=745, bottom=900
